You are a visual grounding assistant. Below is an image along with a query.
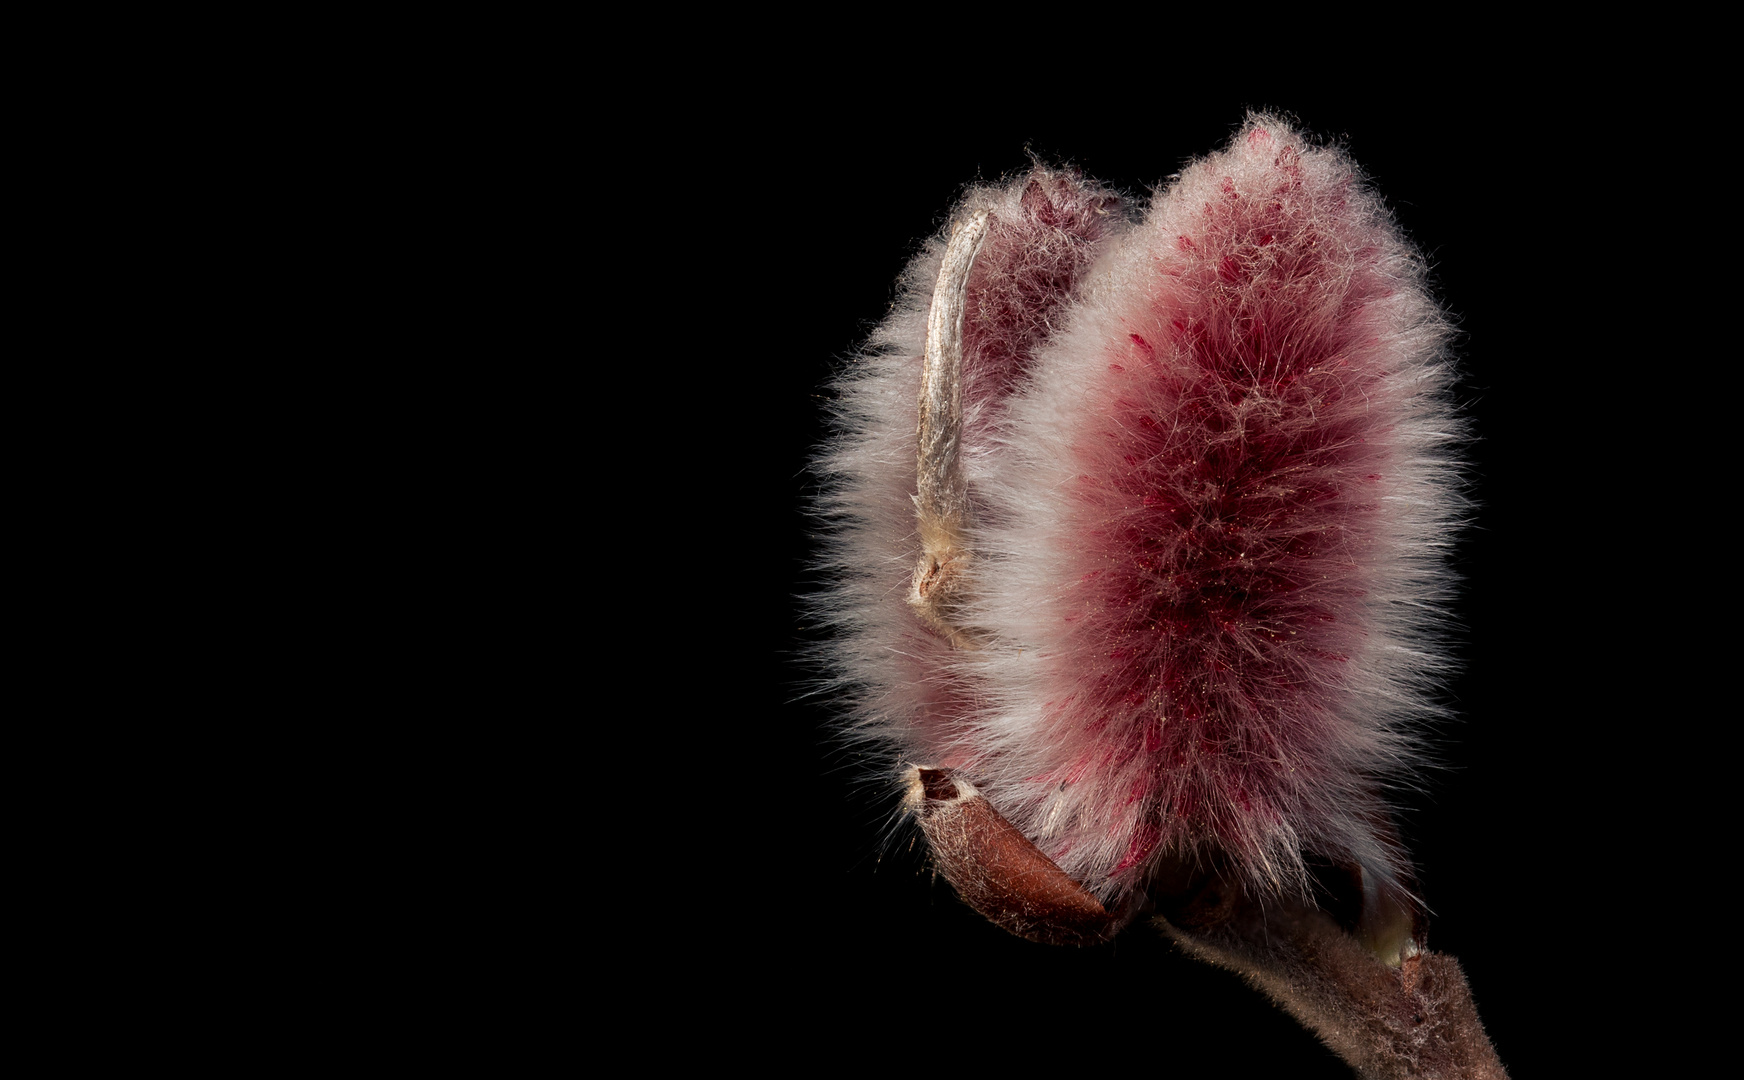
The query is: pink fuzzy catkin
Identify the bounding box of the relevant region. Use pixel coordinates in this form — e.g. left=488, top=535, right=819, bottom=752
left=817, top=117, right=1461, bottom=920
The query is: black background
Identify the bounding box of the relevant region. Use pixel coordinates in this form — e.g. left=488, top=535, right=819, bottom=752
left=683, top=84, right=1619, bottom=1074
